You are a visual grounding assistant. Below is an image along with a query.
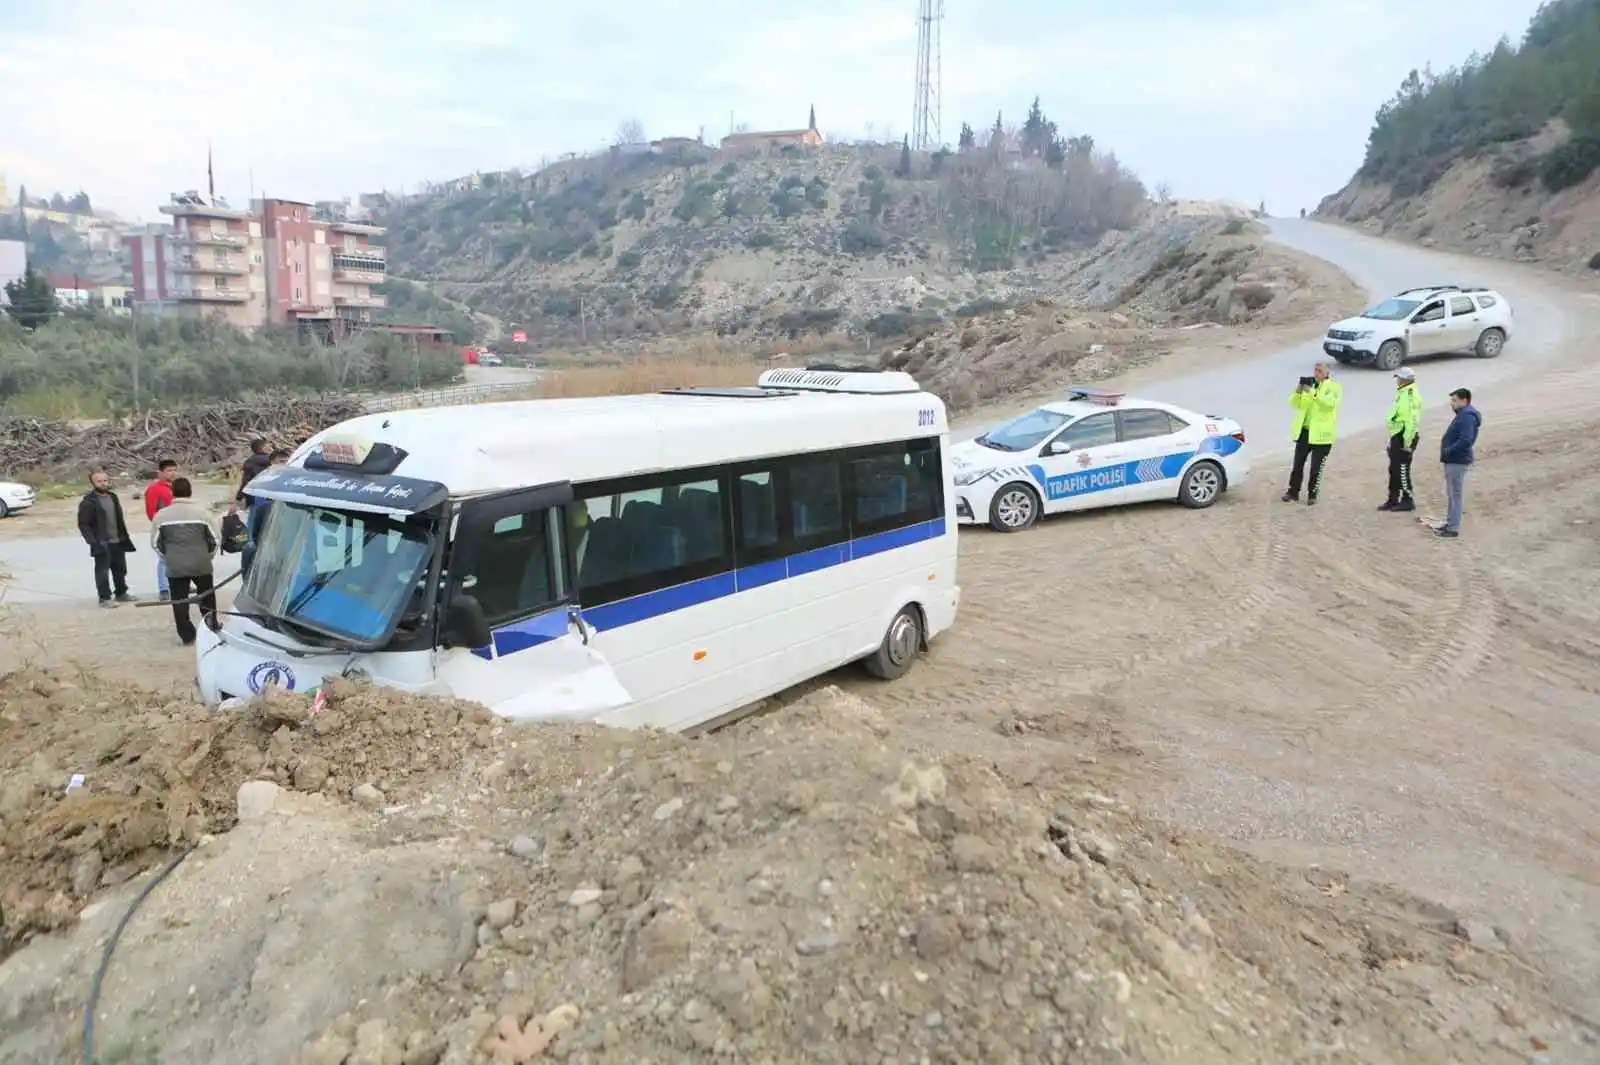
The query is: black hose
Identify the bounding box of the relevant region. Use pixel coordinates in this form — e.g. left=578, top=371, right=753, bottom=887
left=82, top=846, right=193, bottom=1065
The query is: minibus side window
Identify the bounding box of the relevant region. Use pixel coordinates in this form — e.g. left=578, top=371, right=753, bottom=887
left=468, top=506, right=565, bottom=627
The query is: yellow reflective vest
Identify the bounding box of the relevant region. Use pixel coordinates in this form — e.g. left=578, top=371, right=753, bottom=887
left=1386, top=382, right=1421, bottom=448
left=1289, top=379, right=1341, bottom=446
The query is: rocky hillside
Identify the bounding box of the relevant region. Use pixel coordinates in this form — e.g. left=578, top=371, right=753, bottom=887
left=380, top=138, right=1150, bottom=344
left=884, top=216, right=1361, bottom=412
left=1316, top=0, right=1600, bottom=274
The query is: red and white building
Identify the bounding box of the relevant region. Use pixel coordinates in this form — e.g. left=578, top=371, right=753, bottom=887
left=125, top=192, right=389, bottom=337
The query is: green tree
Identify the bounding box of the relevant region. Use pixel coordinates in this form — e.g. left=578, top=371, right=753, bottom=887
left=896, top=135, right=913, bottom=178
left=1356, top=0, right=1600, bottom=196
left=3, top=268, right=56, bottom=329
left=66, top=190, right=92, bottom=214
left=957, top=122, right=976, bottom=150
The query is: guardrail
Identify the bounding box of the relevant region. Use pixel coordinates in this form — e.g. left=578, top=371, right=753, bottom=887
left=361, top=380, right=535, bottom=412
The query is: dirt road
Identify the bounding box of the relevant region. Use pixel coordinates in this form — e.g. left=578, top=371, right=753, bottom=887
left=858, top=224, right=1600, bottom=1018
left=2, top=223, right=1597, bottom=1062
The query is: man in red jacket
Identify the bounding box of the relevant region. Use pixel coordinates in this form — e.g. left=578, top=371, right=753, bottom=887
left=144, top=459, right=178, bottom=601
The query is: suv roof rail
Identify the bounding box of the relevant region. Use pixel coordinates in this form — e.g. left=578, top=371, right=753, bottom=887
left=1398, top=284, right=1460, bottom=295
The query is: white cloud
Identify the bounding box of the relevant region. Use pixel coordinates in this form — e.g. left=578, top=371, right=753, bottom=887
left=0, top=0, right=1552, bottom=220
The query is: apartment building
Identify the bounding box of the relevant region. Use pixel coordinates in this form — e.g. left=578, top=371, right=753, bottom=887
left=147, top=194, right=267, bottom=329
left=128, top=192, right=387, bottom=334
left=255, top=198, right=387, bottom=334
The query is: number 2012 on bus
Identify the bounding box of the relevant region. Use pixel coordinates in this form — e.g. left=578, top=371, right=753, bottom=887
left=917, top=408, right=937, bottom=427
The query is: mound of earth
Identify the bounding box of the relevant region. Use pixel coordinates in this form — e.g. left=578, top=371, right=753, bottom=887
left=0, top=676, right=1583, bottom=1065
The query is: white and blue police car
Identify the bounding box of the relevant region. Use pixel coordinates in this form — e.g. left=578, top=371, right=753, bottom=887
left=950, top=387, right=1250, bottom=532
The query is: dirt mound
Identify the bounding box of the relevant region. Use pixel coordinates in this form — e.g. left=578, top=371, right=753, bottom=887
left=0, top=669, right=498, bottom=958
left=1, top=680, right=1583, bottom=1065
left=883, top=300, right=1163, bottom=411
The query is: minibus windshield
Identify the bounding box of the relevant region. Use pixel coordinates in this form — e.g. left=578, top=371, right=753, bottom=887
left=242, top=502, right=436, bottom=645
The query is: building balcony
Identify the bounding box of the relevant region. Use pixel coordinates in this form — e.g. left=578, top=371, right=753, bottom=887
left=172, top=256, right=249, bottom=276
left=333, top=292, right=386, bottom=308
left=332, top=266, right=385, bottom=284
left=171, top=287, right=250, bottom=303
left=172, top=230, right=247, bottom=249
left=161, top=199, right=252, bottom=221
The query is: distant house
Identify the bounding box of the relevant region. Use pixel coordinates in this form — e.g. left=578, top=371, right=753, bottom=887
left=720, top=107, right=823, bottom=153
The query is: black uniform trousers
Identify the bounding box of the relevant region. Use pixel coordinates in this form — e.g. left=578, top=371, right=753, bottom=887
left=1287, top=429, right=1332, bottom=499
left=1386, top=433, right=1416, bottom=503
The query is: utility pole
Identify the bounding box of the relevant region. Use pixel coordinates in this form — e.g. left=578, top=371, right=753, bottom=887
left=129, top=302, right=141, bottom=410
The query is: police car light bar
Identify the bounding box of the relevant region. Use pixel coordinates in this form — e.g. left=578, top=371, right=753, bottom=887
left=1061, top=386, right=1124, bottom=406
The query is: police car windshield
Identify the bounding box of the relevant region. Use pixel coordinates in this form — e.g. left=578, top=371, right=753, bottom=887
left=977, top=408, right=1073, bottom=451
left=241, top=502, right=436, bottom=645
left=1362, top=297, right=1422, bottom=320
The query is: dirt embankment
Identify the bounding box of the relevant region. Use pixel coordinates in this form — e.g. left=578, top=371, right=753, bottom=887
left=1316, top=124, right=1600, bottom=275
left=884, top=221, right=1361, bottom=412
left=0, top=671, right=1589, bottom=1065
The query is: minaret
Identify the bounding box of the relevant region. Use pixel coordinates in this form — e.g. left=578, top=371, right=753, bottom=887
left=808, top=104, right=817, bottom=132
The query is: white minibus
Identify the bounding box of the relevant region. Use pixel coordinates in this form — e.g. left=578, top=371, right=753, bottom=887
left=195, top=367, right=961, bottom=732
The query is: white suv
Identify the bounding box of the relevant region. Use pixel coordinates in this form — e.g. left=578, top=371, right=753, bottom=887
left=1322, top=286, right=1512, bottom=371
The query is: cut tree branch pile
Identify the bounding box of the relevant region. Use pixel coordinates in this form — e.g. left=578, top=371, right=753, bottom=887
left=0, top=396, right=367, bottom=480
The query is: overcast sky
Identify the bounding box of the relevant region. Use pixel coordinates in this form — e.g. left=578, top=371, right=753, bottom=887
left=0, top=0, right=1548, bottom=222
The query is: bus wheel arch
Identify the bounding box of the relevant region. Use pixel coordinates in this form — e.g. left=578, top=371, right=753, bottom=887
left=864, top=602, right=926, bottom=680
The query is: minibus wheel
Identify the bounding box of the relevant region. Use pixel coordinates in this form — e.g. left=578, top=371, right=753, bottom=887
left=865, top=605, right=924, bottom=680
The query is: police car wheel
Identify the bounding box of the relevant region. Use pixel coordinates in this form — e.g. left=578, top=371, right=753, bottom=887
left=1178, top=462, right=1224, bottom=509
left=864, top=604, right=923, bottom=680
left=988, top=484, right=1040, bottom=532
left=1475, top=328, right=1504, bottom=359
left=1374, top=341, right=1404, bottom=372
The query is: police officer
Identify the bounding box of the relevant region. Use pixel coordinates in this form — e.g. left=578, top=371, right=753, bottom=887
left=1379, top=367, right=1422, bottom=512
left=1282, top=362, right=1342, bottom=506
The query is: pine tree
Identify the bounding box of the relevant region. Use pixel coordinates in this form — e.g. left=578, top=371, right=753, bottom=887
left=3, top=267, right=57, bottom=329
left=897, top=135, right=913, bottom=177
left=808, top=104, right=817, bottom=131
left=957, top=123, right=976, bottom=150
left=1022, top=96, right=1047, bottom=156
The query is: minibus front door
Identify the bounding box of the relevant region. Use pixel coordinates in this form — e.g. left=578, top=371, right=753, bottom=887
left=436, top=481, right=633, bottom=721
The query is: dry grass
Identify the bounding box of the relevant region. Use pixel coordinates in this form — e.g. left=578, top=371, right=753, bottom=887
left=526, top=355, right=765, bottom=398
left=518, top=330, right=863, bottom=400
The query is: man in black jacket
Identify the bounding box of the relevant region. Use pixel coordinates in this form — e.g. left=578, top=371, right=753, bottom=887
left=76, top=469, right=137, bottom=607
left=235, top=438, right=271, bottom=503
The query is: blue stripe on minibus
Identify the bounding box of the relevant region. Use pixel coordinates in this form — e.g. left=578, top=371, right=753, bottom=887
left=473, top=517, right=947, bottom=659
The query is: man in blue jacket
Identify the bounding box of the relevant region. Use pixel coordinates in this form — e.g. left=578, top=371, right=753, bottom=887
left=1436, top=387, right=1481, bottom=539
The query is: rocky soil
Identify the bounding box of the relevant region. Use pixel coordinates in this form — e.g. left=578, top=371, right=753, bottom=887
left=0, top=673, right=1590, bottom=1065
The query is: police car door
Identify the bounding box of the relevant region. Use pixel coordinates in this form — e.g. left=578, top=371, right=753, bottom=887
left=1115, top=408, right=1189, bottom=502
left=439, top=482, right=632, bottom=721
left=1034, top=411, right=1129, bottom=513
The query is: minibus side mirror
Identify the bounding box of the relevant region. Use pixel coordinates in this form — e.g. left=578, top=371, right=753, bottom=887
left=442, top=594, right=493, bottom=650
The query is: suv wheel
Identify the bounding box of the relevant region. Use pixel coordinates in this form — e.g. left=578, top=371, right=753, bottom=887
left=1475, top=328, right=1505, bottom=359
left=1374, top=340, right=1405, bottom=371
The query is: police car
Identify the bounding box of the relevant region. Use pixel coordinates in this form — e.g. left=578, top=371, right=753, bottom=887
left=950, top=387, right=1249, bottom=532
left=1322, top=285, right=1512, bottom=371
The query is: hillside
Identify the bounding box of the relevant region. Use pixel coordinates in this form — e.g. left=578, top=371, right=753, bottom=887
left=1316, top=0, right=1600, bottom=273
left=380, top=130, right=1154, bottom=345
